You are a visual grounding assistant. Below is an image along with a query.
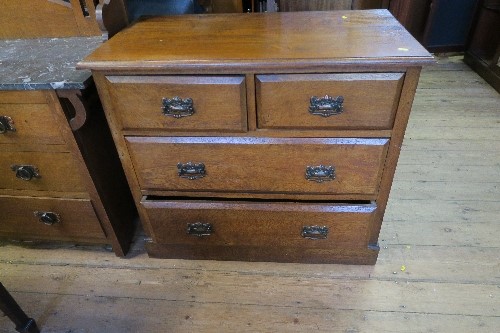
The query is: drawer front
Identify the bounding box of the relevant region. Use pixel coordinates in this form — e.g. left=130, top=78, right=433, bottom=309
left=256, top=73, right=404, bottom=130
left=0, top=195, right=106, bottom=241
left=142, top=198, right=376, bottom=248
left=105, top=75, right=247, bottom=132
left=0, top=151, right=86, bottom=192
left=127, top=137, right=389, bottom=195
left=0, top=103, right=66, bottom=145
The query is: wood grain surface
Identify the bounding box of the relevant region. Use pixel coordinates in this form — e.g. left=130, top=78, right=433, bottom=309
left=79, top=10, right=434, bottom=70
left=0, top=56, right=498, bottom=332
left=126, top=136, right=389, bottom=195
left=257, top=73, right=404, bottom=129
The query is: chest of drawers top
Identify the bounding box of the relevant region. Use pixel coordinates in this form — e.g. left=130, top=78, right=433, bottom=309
left=79, top=10, right=433, bottom=72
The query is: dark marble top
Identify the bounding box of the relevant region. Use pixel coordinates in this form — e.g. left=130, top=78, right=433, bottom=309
left=0, top=37, right=102, bottom=90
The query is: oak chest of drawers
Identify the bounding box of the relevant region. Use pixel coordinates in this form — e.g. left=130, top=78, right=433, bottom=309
left=0, top=38, right=136, bottom=256
left=80, top=10, right=434, bottom=264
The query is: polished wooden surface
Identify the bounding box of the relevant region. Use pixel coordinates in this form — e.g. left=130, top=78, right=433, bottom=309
left=0, top=88, right=135, bottom=256
left=0, top=103, right=65, bottom=146
left=143, top=199, right=375, bottom=248
left=85, top=11, right=431, bottom=263
left=0, top=195, right=105, bottom=242
left=0, top=151, right=86, bottom=193
left=1, top=56, right=498, bottom=332
left=105, top=75, right=247, bottom=132
left=79, top=10, right=433, bottom=70
left=256, top=73, right=404, bottom=129
left=126, top=137, right=388, bottom=195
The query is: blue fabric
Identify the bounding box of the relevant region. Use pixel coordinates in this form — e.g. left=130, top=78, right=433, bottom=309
left=126, top=0, right=205, bottom=22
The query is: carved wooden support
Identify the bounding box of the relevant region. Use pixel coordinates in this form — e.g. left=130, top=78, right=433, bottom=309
left=56, top=89, right=89, bottom=131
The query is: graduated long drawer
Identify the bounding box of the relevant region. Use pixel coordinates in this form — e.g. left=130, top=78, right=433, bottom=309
left=126, top=137, right=389, bottom=195
left=0, top=195, right=106, bottom=242
left=0, top=151, right=87, bottom=192
left=141, top=198, right=376, bottom=249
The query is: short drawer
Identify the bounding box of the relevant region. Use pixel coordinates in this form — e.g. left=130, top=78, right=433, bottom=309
left=126, top=137, right=389, bottom=195
left=142, top=198, right=376, bottom=249
left=105, top=75, right=247, bottom=132
left=0, top=195, right=106, bottom=242
left=0, top=102, right=66, bottom=145
left=0, top=151, right=86, bottom=192
left=256, top=73, right=404, bottom=130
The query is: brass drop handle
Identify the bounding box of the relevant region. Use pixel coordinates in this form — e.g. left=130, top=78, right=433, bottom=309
left=187, top=222, right=213, bottom=237
left=0, top=116, right=16, bottom=134
left=162, top=96, right=195, bottom=118
left=301, top=226, right=329, bottom=240
left=309, top=95, right=344, bottom=117
left=177, top=162, right=206, bottom=180
left=34, top=211, right=61, bottom=225
left=305, top=165, right=335, bottom=183
left=11, top=165, right=41, bottom=181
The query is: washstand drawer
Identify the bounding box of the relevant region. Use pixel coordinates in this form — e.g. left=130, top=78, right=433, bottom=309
left=0, top=103, right=66, bottom=145
left=142, top=198, right=376, bottom=248
left=126, top=137, right=389, bottom=195
left=0, top=151, right=86, bottom=192
left=0, top=195, right=106, bottom=242
left=256, top=73, right=404, bottom=130
left=105, top=75, right=247, bottom=132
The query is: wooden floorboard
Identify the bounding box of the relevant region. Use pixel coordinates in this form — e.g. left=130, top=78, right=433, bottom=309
left=1, top=55, right=499, bottom=332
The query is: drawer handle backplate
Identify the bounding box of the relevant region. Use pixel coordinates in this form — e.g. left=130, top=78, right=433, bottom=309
left=177, top=162, right=206, bottom=180
left=34, top=211, right=61, bottom=225
left=305, top=165, right=335, bottom=183
left=0, top=116, right=16, bottom=134
left=309, top=95, right=344, bottom=117
left=187, top=222, right=213, bottom=237
left=11, top=165, right=41, bottom=181
left=301, top=226, right=329, bottom=240
left=162, top=96, right=195, bottom=118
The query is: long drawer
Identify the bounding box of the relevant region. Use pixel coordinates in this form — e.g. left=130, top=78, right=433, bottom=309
left=0, top=102, right=66, bottom=145
left=256, top=73, right=404, bottom=130
left=105, top=75, right=247, bottom=132
left=141, top=198, right=376, bottom=249
left=0, top=151, right=87, bottom=192
left=126, top=136, right=389, bottom=195
left=0, top=195, right=106, bottom=242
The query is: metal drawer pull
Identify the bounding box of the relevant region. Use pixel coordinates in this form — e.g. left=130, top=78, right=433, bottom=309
left=187, top=222, right=213, bottom=237
left=11, top=165, right=41, bottom=181
left=34, top=211, right=61, bottom=225
left=177, top=162, right=206, bottom=180
left=0, top=116, right=16, bottom=133
left=305, top=165, right=335, bottom=183
left=301, top=226, right=329, bottom=240
left=309, top=95, right=344, bottom=117
left=162, top=96, right=195, bottom=118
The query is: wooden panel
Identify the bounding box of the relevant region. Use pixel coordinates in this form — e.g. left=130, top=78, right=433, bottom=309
left=142, top=199, right=375, bottom=250
left=0, top=151, right=86, bottom=193
left=0, top=195, right=105, bottom=241
left=210, top=0, right=243, bottom=12
left=256, top=73, right=404, bottom=130
left=352, top=0, right=389, bottom=9
left=105, top=75, right=247, bottom=132
left=0, top=0, right=100, bottom=38
left=0, top=103, right=66, bottom=146
left=79, top=11, right=434, bottom=70
left=126, top=137, right=389, bottom=195
left=280, top=0, right=352, bottom=11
